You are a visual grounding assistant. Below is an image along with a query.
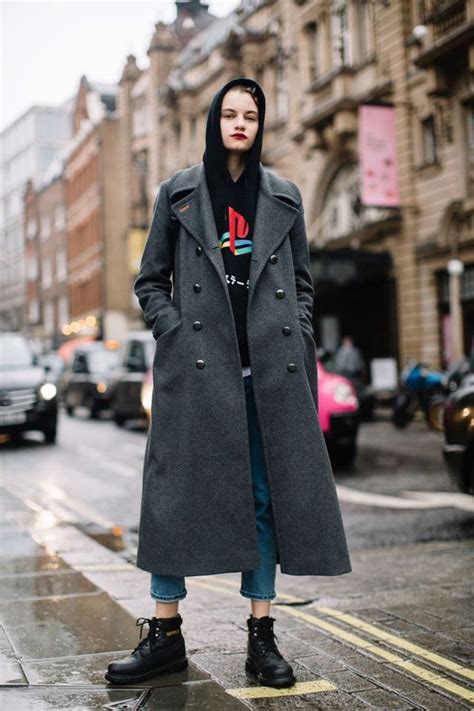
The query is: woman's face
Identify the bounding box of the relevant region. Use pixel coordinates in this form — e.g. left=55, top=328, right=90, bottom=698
left=220, top=88, right=259, bottom=155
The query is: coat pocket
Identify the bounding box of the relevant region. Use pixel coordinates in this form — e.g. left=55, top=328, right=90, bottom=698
left=153, top=315, right=182, bottom=344
left=152, top=307, right=181, bottom=341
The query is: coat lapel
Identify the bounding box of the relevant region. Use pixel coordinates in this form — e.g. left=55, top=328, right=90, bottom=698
left=170, top=163, right=300, bottom=308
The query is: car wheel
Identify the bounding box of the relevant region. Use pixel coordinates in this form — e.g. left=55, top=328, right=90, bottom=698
left=43, top=423, right=57, bottom=444
left=426, top=397, right=445, bottom=432
left=114, top=412, right=126, bottom=427
left=332, top=443, right=357, bottom=467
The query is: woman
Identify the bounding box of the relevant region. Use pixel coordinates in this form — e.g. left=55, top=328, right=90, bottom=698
left=105, top=77, right=352, bottom=689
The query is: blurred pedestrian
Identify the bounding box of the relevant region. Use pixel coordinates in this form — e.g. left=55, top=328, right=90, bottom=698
left=334, top=335, right=366, bottom=397
left=106, top=77, right=351, bottom=689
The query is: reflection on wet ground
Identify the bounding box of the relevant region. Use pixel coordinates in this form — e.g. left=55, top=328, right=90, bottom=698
left=0, top=487, right=247, bottom=710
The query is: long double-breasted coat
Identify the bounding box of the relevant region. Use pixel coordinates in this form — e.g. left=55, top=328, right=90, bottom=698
left=133, top=161, right=352, bottom=578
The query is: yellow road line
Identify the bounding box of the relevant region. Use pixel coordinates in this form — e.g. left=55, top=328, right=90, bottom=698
left=276, top=606, right=474, bottom=703
left=317, top=606, right=474, bottom=682
left=189, top=577, right=474, bottom=703
left=227, top=679, right=337, bottom=699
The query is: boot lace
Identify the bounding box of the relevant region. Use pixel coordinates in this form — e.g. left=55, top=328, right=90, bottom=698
left=252, top=618, right=282, bottom=657
left=132, top=617, right=160, bottom=654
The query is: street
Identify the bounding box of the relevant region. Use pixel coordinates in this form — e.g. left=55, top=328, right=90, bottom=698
left=1, top=407, right=473, bottom=709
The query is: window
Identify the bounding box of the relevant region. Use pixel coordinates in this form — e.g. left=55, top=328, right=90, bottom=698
left=29, top=299, right=39, bottom=323
left=56, top=246, right=67, bottom=281
left=44, top=300, right=54, bottom=335
left=331, top=0, right=351, bottom=68
left=54, top=204, right=65, bottom=231
left=356, top=0, right=370, bottom=62
left=26, top=218, right=37, bottom=239
left=275, top=61, right=289, bottom=122
left=26, top=254, right=38, bottom=280
left=466, top=102, right=474, bottom=153
left=58, top=294, right=68, bottom=325
left=305, top=21, right=319, bottom=82
left=190, top=115, right=197, bottom=156
left=42, top=256, right=52, bottom=288
left=41, top=214, right=51, bottom=240
left=422, top=116, right=437, bottom=165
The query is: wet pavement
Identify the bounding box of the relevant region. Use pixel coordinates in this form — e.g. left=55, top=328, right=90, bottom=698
left=1, top=482, right=473, bottom=710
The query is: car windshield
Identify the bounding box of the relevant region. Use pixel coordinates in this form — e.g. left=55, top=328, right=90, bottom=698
left=88, top=350, right=120, bottom=373
left=0, top=335, right=34, bottom=368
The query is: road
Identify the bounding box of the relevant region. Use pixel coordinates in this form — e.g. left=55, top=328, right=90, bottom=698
left=2, top=406, right=472, bottom=550
left=1, top=406, right=473, bottom=709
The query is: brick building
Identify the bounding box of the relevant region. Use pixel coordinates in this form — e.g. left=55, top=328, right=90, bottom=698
left=64, top=76, right=128, bottom=343
left=24, top=166, right=69, bottom=351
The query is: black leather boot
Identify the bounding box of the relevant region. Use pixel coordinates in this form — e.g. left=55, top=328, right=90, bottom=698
left=105, top=614, right=188, bottom=685
left=245, top=614, right=296, bottom=688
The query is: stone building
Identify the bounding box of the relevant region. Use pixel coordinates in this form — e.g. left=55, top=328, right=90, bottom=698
left=120, top=0, right=473, bottom=370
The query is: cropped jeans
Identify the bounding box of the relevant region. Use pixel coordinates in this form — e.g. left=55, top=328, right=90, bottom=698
left=150, top=373, right=278, bottom=602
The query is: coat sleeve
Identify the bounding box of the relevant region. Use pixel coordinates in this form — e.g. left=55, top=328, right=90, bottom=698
left=288, top=185, right=315, bottom=339
left=133, top=179, right=180, bottom=340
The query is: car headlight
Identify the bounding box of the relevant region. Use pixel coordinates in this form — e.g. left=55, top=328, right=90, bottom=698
left=141, top=383, right=152, bottom=414
left=333, top=381, right=357, bottom=405
left=39, top=382, right=57, bottom=401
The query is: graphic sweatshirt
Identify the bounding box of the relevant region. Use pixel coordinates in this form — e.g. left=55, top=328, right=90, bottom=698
left=203, top=77, right=266, bottom=371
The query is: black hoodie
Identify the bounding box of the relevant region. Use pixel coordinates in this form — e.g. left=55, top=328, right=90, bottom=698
left=203, top=77, right=266, bottom=370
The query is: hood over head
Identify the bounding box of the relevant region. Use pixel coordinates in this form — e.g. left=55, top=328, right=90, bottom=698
left=203, top=76, right=266, bottom=193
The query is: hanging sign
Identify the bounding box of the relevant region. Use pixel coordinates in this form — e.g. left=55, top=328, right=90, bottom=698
left=358, top=104, right=400, bottom=208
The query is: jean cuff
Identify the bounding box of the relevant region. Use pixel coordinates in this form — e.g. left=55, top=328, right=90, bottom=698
left=240, top=588, right=276, bottom=601
left=150, top=588, right=187, bottom=602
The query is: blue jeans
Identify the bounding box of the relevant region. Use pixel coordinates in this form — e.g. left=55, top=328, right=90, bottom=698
left=150, top=373, right=278, bottom=602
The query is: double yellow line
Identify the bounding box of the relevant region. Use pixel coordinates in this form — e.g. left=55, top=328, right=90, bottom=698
left=187, top=576, right=474, bottom=703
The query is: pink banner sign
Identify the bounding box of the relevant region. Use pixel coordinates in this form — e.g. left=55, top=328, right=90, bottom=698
left=358, top=104, right=400, bottom=208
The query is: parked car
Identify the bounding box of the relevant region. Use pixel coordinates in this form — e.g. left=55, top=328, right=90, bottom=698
left=38, top=351, right=67, bottom=394
left=0, top=332, right=58, bottom=443
left=317, top=360, right=360, bottom=466
left=109, top=331, right=155, bottom=427
left=140, top=352, right=360, bottom=466
left=62, top=342, right=121, bottom=418
left=442, top=371, right=474, bottom=495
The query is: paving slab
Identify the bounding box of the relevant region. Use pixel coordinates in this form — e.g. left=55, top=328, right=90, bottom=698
left=22, top=651, right=208, bottom=687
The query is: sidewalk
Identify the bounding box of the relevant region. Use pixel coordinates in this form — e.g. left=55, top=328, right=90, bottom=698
left=0, top=487, right=248, bottom=710
left=1, top=484, right=473, bottom=710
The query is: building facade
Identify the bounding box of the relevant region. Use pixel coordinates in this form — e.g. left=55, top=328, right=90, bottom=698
left=24, top=171, right=69, bottom=352
left=63, top=76, right=129, bottom=344
left=120, top=0, right=473, bottom=370
left=1, top=104, right=71, bottom=332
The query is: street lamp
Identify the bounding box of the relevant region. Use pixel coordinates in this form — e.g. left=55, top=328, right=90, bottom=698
left=447, top=258, right=465, bottom=364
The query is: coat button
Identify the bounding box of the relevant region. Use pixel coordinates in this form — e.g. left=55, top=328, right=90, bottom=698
left=196, top=359, right=205, bottom=369
left=196, top=246, right=203, bottom=255
left=193, top=283, right=201, bottom=293
left=193, top=321, right=202, bottom=330
left=269, top=254, right=278, bottom=264
left=282, top=326, right=291, bottom=336
left=287, top=363, right=297, bottom=372
left=276, top=289, right=285, bottom=299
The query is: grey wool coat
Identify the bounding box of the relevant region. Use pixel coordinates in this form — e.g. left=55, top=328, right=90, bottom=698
left=133, top=161, right=352, bottom=578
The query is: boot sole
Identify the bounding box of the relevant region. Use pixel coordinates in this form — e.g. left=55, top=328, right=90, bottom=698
left=245, top=658, right=296, bottom=688
left=105, top=657, right=188, bottom=685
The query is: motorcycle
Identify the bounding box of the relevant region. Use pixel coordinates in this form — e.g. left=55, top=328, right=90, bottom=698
left=392, top=360, right=447, bottom=431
